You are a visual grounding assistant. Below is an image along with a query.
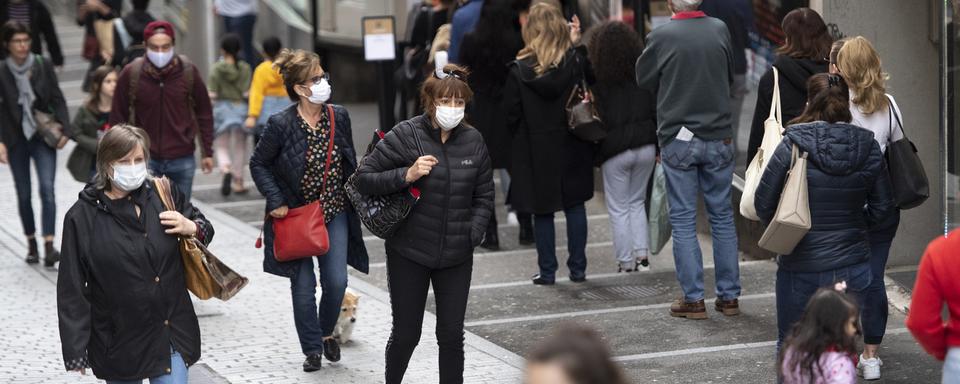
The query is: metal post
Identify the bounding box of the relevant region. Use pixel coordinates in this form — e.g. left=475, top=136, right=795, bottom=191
left=311, top=0, right=320, bottom=54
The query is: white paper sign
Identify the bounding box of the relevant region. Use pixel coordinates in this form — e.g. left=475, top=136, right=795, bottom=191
left=364, top=34, right=396, bottom=61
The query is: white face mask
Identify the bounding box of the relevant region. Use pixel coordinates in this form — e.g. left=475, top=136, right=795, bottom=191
left=435, top=106, right=465, bottom=131
left=147, top=49, right=174, bottom=68
left=112, top=162, right=148, bottom=192
left=305, top=78, right=331, bottom=105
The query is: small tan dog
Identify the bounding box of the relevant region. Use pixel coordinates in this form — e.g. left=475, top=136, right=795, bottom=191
left=333, top=290, right=360, bottom=344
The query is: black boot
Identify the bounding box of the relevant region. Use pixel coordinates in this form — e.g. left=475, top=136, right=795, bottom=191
left=44, top=241, right=60, bottom=267
left=25, top=238, right=39, bottom=264
left=480, top=214, right=500, bottom=250
left=518, top=212, right=535, bottom=245
left=220, top=173, right=233, bottom=197
left=323, top=337, right=341, bottom=362
left=303, top=353, right=323, bottom=372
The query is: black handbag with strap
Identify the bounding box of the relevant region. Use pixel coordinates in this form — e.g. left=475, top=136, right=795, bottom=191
left=344, top=127, right=424, bottom=239
left=885, top=97, right=929, bottom=209
left=564, top=54, right=605, bottom=142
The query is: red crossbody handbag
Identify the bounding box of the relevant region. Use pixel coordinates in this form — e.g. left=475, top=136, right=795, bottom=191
left=256, top=105, right=337, bottom=262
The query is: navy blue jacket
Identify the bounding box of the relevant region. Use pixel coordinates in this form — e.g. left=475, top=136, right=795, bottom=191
left=755, top=122, right=894, bottom=272
left=249, top=104, right=369, bottom=277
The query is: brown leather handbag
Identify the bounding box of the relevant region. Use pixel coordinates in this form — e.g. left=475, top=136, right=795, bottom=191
left=154, top=178, right=248, bottom=301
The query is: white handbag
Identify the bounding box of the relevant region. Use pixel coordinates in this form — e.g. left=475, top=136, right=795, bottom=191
left=741, top=67, right=785, bottom=221
left=758, top=144, right=811, bottom=255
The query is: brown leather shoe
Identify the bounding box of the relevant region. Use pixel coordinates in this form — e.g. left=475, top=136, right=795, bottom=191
left=715, top=298, right=740, bottom=316
left=670, top=299, right=707, bottom=320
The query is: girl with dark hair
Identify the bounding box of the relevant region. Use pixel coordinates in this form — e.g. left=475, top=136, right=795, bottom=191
left=754, top=73, right=894, bottom=350
left=525, top=324, right=629, bottom=384
left=0, top=20, right=71, bottom=266
left=68, top=65, right=117, bottom=182
left=747, top=7, right=833, bottom=162
left=354, top=64, right=494, bottom=384
left=459, top=0, right=528, bottom=249
left=209, top=33, right=252, bottom=196
left=588, top=21, right=657, bottom=273
left=780, top=287, right=860, bottom=384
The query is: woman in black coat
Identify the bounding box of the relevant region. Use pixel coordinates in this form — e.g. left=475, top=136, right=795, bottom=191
left=754, top=74, right=894, bottom=349
left=354, top=64, right=494, bottom=384
left=58, top=125, right=215, bottom=382
left=747, top=8, right=831, bottom=162
left=0, top=21, right=71, bottom=266
left=502, top=3, right=594, bottom=285
left=249, top=49, right=369, bottom=372
left=459, top=0, right=526, bottom=249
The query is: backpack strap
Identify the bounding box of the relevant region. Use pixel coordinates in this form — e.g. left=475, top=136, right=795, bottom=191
left=178, top=55, right=196, bottom=121
left=127, top=57, right=144, bottom=125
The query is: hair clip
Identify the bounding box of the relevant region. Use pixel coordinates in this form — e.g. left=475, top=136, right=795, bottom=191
left=834, top=281, right=847, bottom=292
left=827, top=74, right=841, bottom=88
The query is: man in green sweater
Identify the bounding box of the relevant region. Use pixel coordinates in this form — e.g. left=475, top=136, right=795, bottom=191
left=635, top=0, right=740, bottom=320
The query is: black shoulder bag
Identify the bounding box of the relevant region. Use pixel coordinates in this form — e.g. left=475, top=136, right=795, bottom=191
left=344, top=127, right=425, bottom=239
left=885, top=96, right=929, bottom=209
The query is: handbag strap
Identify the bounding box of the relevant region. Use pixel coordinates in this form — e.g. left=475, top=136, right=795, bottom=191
left=768, top=67, right=782, bottom=124
left=152, top=177, right=177, bottom=212
left=886, top=95, right=906, bottom=142
left=320, top=104, right=337, bottom=193
left=412, top=124, right=424, bottom=157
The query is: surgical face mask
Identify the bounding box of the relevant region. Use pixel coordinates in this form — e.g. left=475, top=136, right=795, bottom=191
left=112, top=162, right=148, bottom=192
left=305, top=78, right=331, bottom=105
left=435, top=106, right=464, bottom=131
left=146, top=49, right=174, bottom=68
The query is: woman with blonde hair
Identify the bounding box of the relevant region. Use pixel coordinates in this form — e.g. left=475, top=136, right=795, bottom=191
left=503, top=2, right=594, bottom=285
left=834, top=35, right=904, bottom=381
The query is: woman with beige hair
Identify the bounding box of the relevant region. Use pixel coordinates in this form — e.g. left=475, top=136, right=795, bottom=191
left=834, top=35, right=904, bottom=381
left=249, top=48, right=369, bottom=372
left=58, top=124, right=215, bottom=383
left=502, top=2, right=593, bottom=285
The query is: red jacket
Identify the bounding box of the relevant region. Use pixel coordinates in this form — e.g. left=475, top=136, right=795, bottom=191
left=906, top=229, right=960, bottom=361
left=109, top=57, right=214, bottom=160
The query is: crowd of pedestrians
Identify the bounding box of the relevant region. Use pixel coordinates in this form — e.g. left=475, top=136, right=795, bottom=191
left=0, top=0, right=955, bottom=383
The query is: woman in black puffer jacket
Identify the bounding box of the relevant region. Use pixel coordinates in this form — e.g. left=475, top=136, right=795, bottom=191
left=354, top=64, right=494, bottom=384
left=754, top=73, right=894, bottom=349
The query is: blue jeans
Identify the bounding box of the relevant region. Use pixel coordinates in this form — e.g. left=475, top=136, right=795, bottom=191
left=775, top=262, right=872, bottom=347
left=660, top=137, right=740, bottom=302
left=945, top=348, right=960, bottom=384
left=534, top=203, right=587, bottom=281
left=290, top=212, right=349, bottom=355
left=7, top=135, right=57, bottom=237
left=149, top=156, right=196, bottom=202
left=106, top=346, right=187, bottom=384
left=863, top=209, right=901, bottom=345
left=223, top=14, right=259, bottom=68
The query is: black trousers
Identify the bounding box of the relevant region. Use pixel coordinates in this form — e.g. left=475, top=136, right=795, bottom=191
left=385, top=250, right=473, bottom=384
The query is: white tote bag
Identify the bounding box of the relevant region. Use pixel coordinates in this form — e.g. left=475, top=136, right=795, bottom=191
left=741, top=67, right=785, bottom=221
left=758, top=144, right=811, bottom=255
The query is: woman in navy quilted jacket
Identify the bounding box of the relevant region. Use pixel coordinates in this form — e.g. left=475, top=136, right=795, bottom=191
left=249, top=48, right=369, bottom=373
left=754, top=73, right=894, bottom=351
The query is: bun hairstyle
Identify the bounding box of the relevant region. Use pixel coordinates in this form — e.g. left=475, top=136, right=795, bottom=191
left=789, top=73, right=853, bottom=125
left=420, top=64, right=473, bottom=116
left=273, top=48, right=323, bottom=102
left=837, top=36, right=888, bottom=115
left=220, top=33, right=242, bottom=68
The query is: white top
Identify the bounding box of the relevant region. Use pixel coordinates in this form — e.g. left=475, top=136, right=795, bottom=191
left=215, top=0, right=258, bottom=17
left=849, top=92, right=905, bottom=153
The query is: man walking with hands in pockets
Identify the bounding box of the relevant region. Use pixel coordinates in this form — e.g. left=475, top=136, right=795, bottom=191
left=635, top=0, right=741, bottom=319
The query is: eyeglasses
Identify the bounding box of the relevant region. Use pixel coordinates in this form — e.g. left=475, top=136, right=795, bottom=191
left=9, top=37, right=31, bottom=46
left=305, top=73, right=331, bottom=86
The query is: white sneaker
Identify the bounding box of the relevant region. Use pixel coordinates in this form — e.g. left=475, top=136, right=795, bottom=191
left=506, top=211, right=519, bottom=226
left=857, top=354, right=882, bottom=380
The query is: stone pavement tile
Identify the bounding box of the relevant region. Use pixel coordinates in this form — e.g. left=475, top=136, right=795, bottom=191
left=0, top=143, right=524, bottom=383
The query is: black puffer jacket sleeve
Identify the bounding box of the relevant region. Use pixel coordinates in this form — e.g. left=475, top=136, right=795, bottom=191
left=249, top=118, right=288, bottom=212
left=755, top=138, right=792, bottom=225
left=354, top=124, right=416, bottom=196
left=57, top=212, right=91, bottom=372
left=470, top=142, right=495, bottom=246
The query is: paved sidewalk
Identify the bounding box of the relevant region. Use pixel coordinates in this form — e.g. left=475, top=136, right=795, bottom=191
left=0, top=141, right=525, bottom=383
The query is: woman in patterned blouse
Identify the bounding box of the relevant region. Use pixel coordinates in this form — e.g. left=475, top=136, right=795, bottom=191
left=250, top=48, right=369, bottom=373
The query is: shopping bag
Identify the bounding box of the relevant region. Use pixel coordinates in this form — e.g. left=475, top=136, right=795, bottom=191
left=648, top=162, right=672, bottom=255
